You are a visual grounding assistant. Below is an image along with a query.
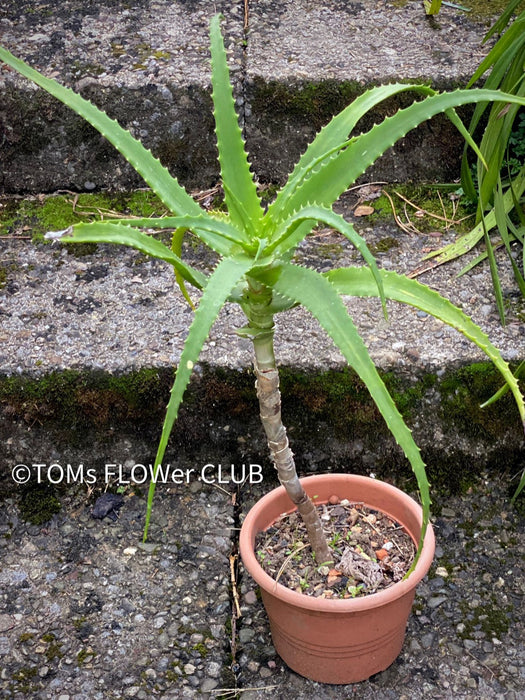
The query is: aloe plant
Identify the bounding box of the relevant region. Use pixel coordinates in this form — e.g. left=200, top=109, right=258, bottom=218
left=2, top=15, right=525, bottom=566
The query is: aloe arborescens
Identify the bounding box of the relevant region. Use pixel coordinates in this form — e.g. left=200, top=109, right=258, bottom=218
left=1, top=15, right=524, bottom=567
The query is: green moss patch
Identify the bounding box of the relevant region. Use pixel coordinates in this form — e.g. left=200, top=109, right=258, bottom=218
left=77, top=647, right=97, bottom=666
left=0, top=367, right=176, bottom=465
left=440, top=362, right=523, bottom=440
left=251, top=78, right=364, bottom=130
left=458, top=596, right=512, bottom=640
left=2, top=362, right=523, bottom=496
left=389, top=0, right=511, bottom=21
left=0, top=367, right=171, bottom=433
left=364, top=184, right=475, bottom=235
left=0, top=191, right=168, bottom=243
left=462, top=0, right=518, bottom=21
left=8, top=666, right=39, bottom=695
left=18, top=484, right=62, bottom=525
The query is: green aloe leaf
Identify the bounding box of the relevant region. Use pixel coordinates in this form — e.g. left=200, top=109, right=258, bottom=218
left=171, top=227, right=196, bottom=310
left=326, top=266, right=525, bottom=425
left=266, top=82, right=437, bottom=226
left=277, top=89, right=525, bottom=219
left=268, top=204, right=387, bottom=315
left=107, top=214, right=252, bottom=256
left=209, top=15, right=263, bottom=233
left=64, top=222, right=207, bottom=289
left=0, top=47, right=202, bottom=218
left=254, top=262, right=431, bottom=564
left=143, top=253, right=255, bottom=539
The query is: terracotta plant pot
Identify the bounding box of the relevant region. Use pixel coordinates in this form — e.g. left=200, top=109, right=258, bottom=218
left=239, top=473, right=435, bottom=684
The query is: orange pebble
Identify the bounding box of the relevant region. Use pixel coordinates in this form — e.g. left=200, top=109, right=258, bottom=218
left=375, top=549, right=389, bottom=561
left=328, top=495, right=340, bottom=505
left=328, top=568, right=342, bottom=577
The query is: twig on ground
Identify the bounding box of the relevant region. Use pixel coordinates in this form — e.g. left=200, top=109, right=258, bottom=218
left=211, top=685, right=281, bottom=698
left=230, top=553, right=242, bottom=620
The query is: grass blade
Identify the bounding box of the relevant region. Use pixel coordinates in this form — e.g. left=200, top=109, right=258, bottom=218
left=484, top=1, right=524, bottom=41
left=481, top=360, right=525, bottom=408
left=482, top=224, right=506, bottom=324
left=494, top=181, right=525, bottom=296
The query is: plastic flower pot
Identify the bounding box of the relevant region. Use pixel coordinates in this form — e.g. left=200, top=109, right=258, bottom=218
left=239, top=473, right=435, bottom=684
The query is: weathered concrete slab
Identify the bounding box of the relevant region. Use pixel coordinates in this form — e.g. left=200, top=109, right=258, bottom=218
left=0, top=0, right=499, bottom=193
left=0, top=0, right=246, bottom=192
left=0, top=474, right=236, bottom=697
left=1, top=193, right=523, bottom=478
left=247, top=0, right=491, bottom=83
left=244, top=0, right=498, bottom=183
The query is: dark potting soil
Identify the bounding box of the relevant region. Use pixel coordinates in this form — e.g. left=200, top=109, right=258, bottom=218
left=255, top=497, right=416, bottom=598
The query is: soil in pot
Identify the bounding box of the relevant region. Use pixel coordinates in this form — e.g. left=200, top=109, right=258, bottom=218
left=255, top=496, right=416, bottom=599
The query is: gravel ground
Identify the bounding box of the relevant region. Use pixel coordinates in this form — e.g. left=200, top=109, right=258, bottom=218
left=0, top=469, right=523, bottom=698
left=0, top=477, right=236, bottom=699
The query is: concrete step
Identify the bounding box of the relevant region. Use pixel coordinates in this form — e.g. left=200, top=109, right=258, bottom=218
left=1, top=191, right=524, bottom=483
left=0, top=0, right=499, bottom=193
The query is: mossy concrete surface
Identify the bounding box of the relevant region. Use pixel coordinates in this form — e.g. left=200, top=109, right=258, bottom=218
left=1, top=361, right=523, bottom=500
left=0, top=0, right=503, bottom=193
left=1, top=191, right=524, bottom=495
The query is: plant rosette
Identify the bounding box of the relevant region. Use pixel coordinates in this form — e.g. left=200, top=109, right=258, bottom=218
left=239, top=474, right=435, bottom=685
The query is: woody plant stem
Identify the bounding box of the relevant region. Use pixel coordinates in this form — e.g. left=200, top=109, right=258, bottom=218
left=242, top=280, right=333, bottom=566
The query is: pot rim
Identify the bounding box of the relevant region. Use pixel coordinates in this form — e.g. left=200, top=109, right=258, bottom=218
left=239, top=473, right=435, bottom=613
